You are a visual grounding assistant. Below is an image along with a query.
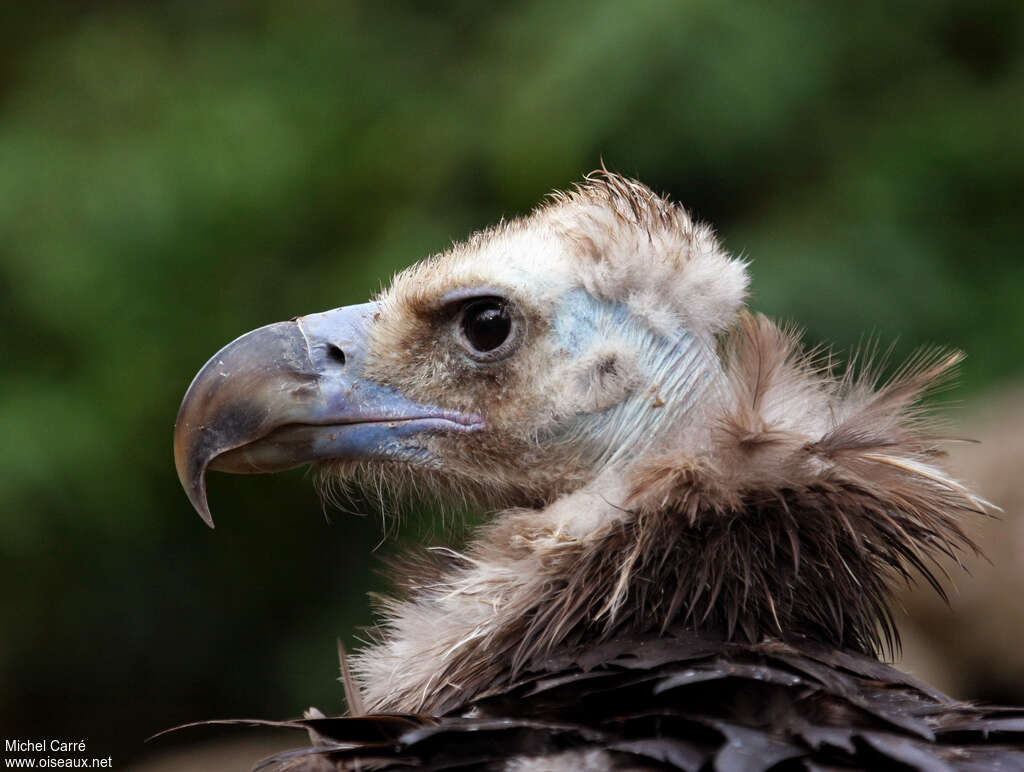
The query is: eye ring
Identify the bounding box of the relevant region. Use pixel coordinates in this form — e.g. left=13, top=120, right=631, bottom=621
left=456, top=297, right=521, bottom=361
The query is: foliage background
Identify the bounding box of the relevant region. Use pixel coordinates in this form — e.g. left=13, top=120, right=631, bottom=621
left=1, top=1, right=1021, bottom=765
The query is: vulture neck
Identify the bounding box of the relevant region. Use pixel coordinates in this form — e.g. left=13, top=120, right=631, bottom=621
left=353, top=313, right=982, bottom=716
left=545, top=288, right=719, bottom=473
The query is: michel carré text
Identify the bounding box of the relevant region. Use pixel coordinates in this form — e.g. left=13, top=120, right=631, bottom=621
left=5, top=740, right=86, bottom=753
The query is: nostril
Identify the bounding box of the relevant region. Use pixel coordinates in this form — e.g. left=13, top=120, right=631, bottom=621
left=326, top=344, right=346, bottom=366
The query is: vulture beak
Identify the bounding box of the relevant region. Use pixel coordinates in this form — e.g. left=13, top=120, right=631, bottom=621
left=173, top=302, right=484, bottom=527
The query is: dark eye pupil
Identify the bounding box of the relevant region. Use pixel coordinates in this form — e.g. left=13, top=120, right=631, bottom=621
left=463, top=301, right=511, bottom=352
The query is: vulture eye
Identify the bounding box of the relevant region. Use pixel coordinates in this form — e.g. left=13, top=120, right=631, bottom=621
left=458, top=298, right=516, bottom=359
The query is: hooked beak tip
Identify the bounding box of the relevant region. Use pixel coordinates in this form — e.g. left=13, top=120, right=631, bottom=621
left=174, top=426, right=217, bottom=528
left=182, top=468, right=217, bottom=528
left=194, top=495, right=216, bottom=529
left=172, top=319, right=314, bottom=528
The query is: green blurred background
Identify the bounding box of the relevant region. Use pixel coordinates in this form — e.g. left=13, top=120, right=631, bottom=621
left=1, top=0, right=1022, bottom=765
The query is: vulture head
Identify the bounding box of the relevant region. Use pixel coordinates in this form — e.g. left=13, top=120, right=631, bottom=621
left=176, top=174, right=745, bottom=520
left=175, top=172, right=984, bottom=718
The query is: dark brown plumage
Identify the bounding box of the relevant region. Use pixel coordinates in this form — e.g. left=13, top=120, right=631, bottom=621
left=172, top=172, right=1020, bottom=770
left=252, top=634, right=1024, bottom=771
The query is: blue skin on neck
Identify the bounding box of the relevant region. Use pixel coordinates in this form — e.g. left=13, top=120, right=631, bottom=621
left=547, top=288, right=714, bottom=469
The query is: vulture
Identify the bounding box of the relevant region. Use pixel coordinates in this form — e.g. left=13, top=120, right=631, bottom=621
left=173, top=172, right=1024, bottom=770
